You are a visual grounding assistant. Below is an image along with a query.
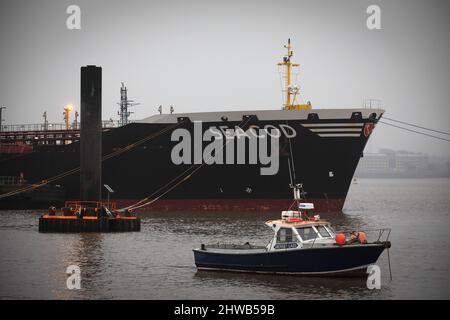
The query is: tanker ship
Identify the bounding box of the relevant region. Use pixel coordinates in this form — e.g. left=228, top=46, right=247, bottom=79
left=0, top=40, right=383, bottom=212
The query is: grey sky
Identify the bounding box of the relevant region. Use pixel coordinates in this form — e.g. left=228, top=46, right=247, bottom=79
left=0, top=0, right=449, bottom=156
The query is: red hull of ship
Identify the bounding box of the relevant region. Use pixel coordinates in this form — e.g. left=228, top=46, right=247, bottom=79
left=111, top=198, right=346, bottom=213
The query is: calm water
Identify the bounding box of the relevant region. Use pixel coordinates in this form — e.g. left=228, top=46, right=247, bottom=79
left=0, top=179, right=449, bottom=299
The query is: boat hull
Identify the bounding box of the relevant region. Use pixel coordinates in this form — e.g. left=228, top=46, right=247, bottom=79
left=0, top=108, right=383, bottom=211
left=193, top=244, right=387, bottom=276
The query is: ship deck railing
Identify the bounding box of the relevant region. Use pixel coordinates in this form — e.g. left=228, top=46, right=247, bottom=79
left=0, top=121, right=135, bottom=145
left=0, top=176, right=27, bottom=186
left=0, top=120, right=124, bottom=133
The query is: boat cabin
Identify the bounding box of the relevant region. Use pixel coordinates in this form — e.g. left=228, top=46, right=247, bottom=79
left=265, top=204, right=336, bottom=251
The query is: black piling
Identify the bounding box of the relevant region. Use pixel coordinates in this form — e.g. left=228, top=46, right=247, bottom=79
left=80, top=66, right=102, bottom=204
left=38, top=65, right=140, bottom=233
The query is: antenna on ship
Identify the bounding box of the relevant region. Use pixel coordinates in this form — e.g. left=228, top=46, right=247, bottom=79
left=117, top=82, right=140, bottom=126
left=0, top=106, right=6, bottom=132
left=42, top=111, right=48, bottom=131
left=74, top=110, right=79, bottom=129
left=277, top=39, right=312, bottom=110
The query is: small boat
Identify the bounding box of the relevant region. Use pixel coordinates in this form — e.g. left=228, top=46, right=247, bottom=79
left=193, top=184, right=391, bottom=277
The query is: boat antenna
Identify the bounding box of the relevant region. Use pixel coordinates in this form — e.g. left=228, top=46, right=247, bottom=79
left=287, top=158, right=294, bottom=187
left=287, top=132, right=297, bottom=182
left=290, top=183, right=305, bottom=209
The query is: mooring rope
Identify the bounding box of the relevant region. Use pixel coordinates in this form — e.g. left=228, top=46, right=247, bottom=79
left=118, top=116, right=255, bottom=211
left=382, top=116, right=450, bottom=136
left=379, top=120, right=450, bottom=142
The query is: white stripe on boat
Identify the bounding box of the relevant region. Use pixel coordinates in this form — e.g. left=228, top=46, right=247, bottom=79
left=302, top=123, right=364, bottom=128
left=318, top=133, right=361, bottom=137
left=309, top=128, right=362, bottom=132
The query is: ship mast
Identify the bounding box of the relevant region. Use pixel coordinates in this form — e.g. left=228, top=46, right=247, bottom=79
left=118, top=83, right=140, bottom=126
left=277, top=39, right=311, bottom=110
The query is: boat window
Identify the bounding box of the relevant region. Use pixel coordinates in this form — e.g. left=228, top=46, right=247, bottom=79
left=326, top=226, right=335, bottom=235
left=325, top=225, right=336, bottom=236
left=276, top=228, right=293, bottom=243
left=296, top=227, right=318, bottom=241
left=316, top=225, right=331, bottom=238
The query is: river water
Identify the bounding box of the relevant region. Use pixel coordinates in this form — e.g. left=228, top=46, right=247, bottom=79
left=0, top=178, right=449, bottom=299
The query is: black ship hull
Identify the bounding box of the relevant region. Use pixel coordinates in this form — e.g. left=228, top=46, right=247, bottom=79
left=0, top=108, right=383, bottom=211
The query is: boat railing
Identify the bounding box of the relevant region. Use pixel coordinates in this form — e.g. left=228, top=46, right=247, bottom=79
left=64, top=201, right=117, bottom=211
left=363, top=98, right=381, bottom=109
left=267, top=228, right=391, bottom=250
left=334, top=228, right=391, bottom=243
left=304, top=228, right=391, bottom=249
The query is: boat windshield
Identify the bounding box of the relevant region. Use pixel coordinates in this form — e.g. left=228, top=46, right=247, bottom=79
left=296, top=226, right=318, bottom=241
left=317, top=225, right=333, bottom=238
left=277, top=227, right=294, bottom=243
left=324, top=225, right=336, bottom=237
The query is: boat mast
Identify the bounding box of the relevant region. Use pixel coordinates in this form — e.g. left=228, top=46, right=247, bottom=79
left=277, top=39, right=311, bottom=110
left=291, top=183, right=303, bottom=208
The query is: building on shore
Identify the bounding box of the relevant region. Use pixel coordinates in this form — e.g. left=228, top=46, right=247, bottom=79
left=355, top=149, right=450, bottom=178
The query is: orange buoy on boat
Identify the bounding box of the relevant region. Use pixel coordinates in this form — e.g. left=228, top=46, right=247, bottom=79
left=335, top=233, right=346, bottom=245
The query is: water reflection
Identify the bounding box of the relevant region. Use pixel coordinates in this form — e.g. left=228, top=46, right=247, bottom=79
left=193, top=270, right=376, bottom=299
left=48, top=233, right=109, bottom=299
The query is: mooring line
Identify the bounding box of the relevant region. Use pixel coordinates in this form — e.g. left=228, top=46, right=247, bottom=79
left=379, top=121, right=450, bottom=142
left=119, top=116, right=255, bottom=211
left=382, top=116, right=450, bottom=136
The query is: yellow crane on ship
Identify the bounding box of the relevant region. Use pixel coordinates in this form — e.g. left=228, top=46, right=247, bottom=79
left=278, top=39, right=312, bottom=110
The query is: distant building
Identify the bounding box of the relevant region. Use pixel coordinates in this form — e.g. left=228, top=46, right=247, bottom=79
left=355, top=150, right=433, bottom=177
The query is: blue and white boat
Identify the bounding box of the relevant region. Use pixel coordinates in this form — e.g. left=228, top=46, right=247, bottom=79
left=193, top=185, right=391, bottom=277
